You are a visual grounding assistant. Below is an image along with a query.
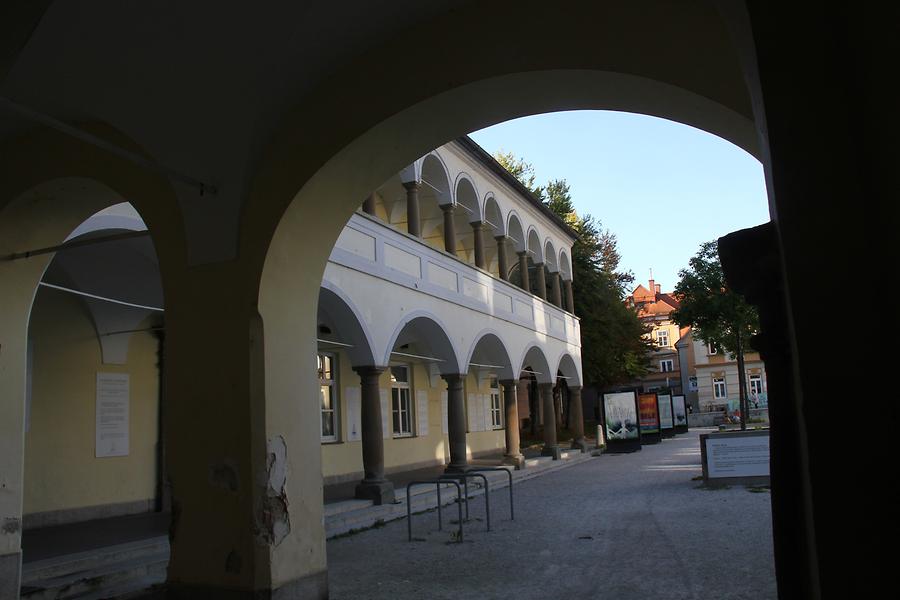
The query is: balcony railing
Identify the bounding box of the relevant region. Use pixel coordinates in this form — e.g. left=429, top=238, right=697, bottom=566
left=328, top=213, right=580, bottom=345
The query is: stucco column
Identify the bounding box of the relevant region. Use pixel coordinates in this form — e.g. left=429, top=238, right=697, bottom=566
left=471, top=221, right=486, bottom=269
left=403, top=181, right=421, bottom=237
left=495, top=236, right=509, bottom=281
left=362, top=193, right=376, bottom=216
left=500, top=380, right=525, bottom=469
left=517, top=251, right=530, bottom=293
left=534, top=263, right=547, bottom=300
left=353, top=367, right=394, bottom=504
left=551, top=271, right=563, bottom=307
left=441, top=204, right=457, bottom=254
left=539, top=383, right=561, bottom=459
left=563, top=278, right=575, bottom=313
left=443, top=374, right=468, bottom=472
left=569, top=386, right=588, bottom=452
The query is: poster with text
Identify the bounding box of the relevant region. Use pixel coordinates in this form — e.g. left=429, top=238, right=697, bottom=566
left=96, top=372, right=129, bottom=457
left=658, top=394, right=674, bottom=430
left=603, top=391, right=639, bottom=440
left=638, top=392, right=660, bottom=434
left=672, top=395, right=687, bottom=426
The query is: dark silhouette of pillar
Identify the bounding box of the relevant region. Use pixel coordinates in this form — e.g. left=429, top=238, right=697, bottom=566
left=501, top=380, right=524, bottom=468
left=443, top=374, right=468, bottom=472
left=569, top=386, right=587, bottom=451
left=551, top=271, right=563, bottom=307
left=472, top=221, right=486, bottom=269
left=353, top=367, right=394, bottom=504
left=496, top=236, right=509, bottom=281
left=441, top=204, right=457, bottom=254
left=403, top=181, right=421, bottom=237
left=539, top=382, right=561, bottom=459
left=517, top=251, right=530, bottom=293
left=535, top=263, right=547, bottom=300
left=563, top=279, right=575, bottom=313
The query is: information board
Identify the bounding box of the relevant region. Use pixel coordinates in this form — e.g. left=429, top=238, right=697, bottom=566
left=705, top=434, right=770, bottom=478
left=602, top=391, right=641, bottom=452
left=672, top=394, right=688, bottom=433
left=657, top=393, right=674, bottom=437
left=96, top=372, right=129, bottom=457
left=638, top=392, right=661, bottom=444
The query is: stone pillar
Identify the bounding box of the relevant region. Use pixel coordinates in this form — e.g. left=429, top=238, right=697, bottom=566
left=551, top=271, right=563, bottom=307
left=362, top=193, right=376, bottom=216
left=563, top=278, right=575, bottom=313
left=569, top=386, right=588, bottom=452
left=539, top=383, right=561, bottom=459
left=443, top=374, right=468, bottom=472
left=495, top=236, right=509, bottom=281
left=534, top=263, right=547, bottom=300
left=441, top=204, right=457, bottom=254
left=517, top=251, right=530, bottom=293
left=353, top=367, right=394, bottom=504
left=472, top=221, right=486, bottom=269
left=501, top=380, right=525, bottom=468
left=403, top=181, right=421, bottom=237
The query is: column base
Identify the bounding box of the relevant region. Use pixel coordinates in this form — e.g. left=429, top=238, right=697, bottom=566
left=502, top=454, right=525, bottom=469
left=0, top=551, right=21, bottom=600
left=443, top=462, right=470, bottom=474
left=571, top=438, right=588, bottom=452
left=354, top=479, right=395, bottom=505
left=541, top=445, right=562, bottom=460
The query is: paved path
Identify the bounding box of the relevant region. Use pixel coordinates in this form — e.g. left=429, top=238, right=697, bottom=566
left=326, top=428, right=776, bottom=599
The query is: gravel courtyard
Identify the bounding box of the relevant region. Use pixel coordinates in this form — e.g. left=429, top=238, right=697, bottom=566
left=326, top=428, right=776, bottom=599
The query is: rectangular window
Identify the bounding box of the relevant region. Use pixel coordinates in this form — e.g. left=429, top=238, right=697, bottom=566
left=318, top=353, right=338, bottom=442
left=660, top=359, right=674, bottom=373
left=688, top=376, right=698, bottom=391
left=749, top=374, right=763, bottom=396
left=490, top=376, right=503, bottom=429
left=656, top=329, right=669, bottom=347
left=390, top=365, right=413, bottom=437
left=708, top=342, right=719, bottom=355
left=713, top=376, right=727, bottom=400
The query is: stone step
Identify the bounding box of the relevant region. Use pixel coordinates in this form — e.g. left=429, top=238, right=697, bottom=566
left=22, top=536, right=169, bottom=585
left=21, top=553, right=168, bottom=600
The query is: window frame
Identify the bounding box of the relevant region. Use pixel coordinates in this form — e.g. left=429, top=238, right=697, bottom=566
left=659, top=359, right=674, bottom=373
left=390, top=364, right=414, bottom=438
left=713, top=376, right=727, bottom=400
left=656, top=328, right=670, bottom=348
left=489, top=376, right=503, bottom=429
left=749, top=374, right=763, bottom=396
left=317, top=352, right=339, bottom=443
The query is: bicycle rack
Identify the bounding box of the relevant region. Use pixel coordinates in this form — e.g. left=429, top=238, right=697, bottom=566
left=440, top=472, right=491, bottom=531
left=406, top=479, right=463, bottom=542
left=466, top=466, right=515, bottom=521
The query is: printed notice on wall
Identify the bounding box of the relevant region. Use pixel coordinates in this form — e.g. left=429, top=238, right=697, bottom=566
left=345, top=387, right=361, bottom=442
left=96, top=372, right=129, bottom=457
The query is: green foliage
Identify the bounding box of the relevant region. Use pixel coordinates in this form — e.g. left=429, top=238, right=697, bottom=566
left=672, top=240, right=759, bottom=355
left=495, top=151, right=650, bottom=388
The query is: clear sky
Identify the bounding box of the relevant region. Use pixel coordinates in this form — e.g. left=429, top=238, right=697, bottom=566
left=469, top=110, right=770, bottom=293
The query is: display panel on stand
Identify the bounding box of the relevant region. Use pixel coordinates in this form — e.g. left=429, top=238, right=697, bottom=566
left=602, top=390, right=641, bottom=453
left=638, top=392, right=661, bottom=444
left=658, top=393, right=675, bottom=438
left=672, top=394, right=688, bottom=433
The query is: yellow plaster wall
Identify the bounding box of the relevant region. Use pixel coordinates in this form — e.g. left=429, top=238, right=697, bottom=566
left=23, top=288, right=159, bottom=516
left=320, top=358, right=509, bottom=480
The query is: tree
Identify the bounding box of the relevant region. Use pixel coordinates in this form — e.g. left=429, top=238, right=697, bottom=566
left=495, top=151, right=651, bottom=390
left=671, top=240, right=760, bottom=430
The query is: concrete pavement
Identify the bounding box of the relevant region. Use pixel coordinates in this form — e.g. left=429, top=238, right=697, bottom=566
left=326, top=428, right=776, bottom=599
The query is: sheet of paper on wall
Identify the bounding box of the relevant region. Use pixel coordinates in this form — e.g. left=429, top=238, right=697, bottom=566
left=416, top=390, right=429, bottom=437
left=96, top=372, right=129, bottom=457
left=345, top=387, right=361, bottom=442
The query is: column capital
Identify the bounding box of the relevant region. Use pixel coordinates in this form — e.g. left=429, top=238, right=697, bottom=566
left=352, top=365, right=386, bottom=378
left=401, top=180, right=420, bottom=191
left=494, top=234, right=507, bottom=242
left=499, top=379, right=519, bottom=389
left=517, top=249, right=528, bottom=257
left=441, top=373, right=465, bottom=386
left=537, top=381, right=554, bottom=391
left=470, top=220, right=484, bottom=229
left=440, top=203, right=455, bottom=214
left=567, top=385, right=583, bottom=393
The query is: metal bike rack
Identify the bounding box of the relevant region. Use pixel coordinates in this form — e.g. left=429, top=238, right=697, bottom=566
left=440, top=472, right=491, bottom=531
left=406, top=480, right=463, bottom=542
left=467, top=466, right=515, bottom=521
